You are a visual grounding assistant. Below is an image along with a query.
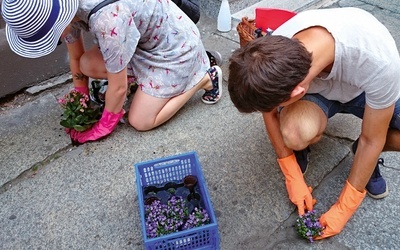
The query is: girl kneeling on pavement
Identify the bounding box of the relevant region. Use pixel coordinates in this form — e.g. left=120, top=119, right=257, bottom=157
left=1, top=0, right=223, bottom=144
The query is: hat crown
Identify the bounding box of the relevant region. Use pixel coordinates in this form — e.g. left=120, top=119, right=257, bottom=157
left=2, top=0, right=54, bottom=39
left=1, top=0, right=79, bottom=58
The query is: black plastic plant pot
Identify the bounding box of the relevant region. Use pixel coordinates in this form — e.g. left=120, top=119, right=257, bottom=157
left=187, top=195, right=201, bottom=214
left=187, top=192, right=201, bottom=202
left=156, top=190, right=172, bottom=204
left=167, top=187, right=176, bottom=194
left=174, top=186, right=190, bottom=199
left=144, top=196, right=159, bottom=205
left=187, top=202, right=195, bottom=214
left=164, top=182, right=180, bottom=190
left=183, top=175, right=198, bottom=192
left=143, top=186, right=158, bottom=196
left=143, top=186, right=158, bottom=201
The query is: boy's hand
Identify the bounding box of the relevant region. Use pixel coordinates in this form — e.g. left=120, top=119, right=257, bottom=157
left=315, top=180, right=366, bottom=240
left=277, top=154, right=316, bottom=215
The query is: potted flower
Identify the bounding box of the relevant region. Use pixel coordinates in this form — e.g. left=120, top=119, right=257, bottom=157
left=58, top=89, right=100, bottom=132
left=295, top=210, right=324, bottom=242
left=144, top=195, right=210, bottom=238
left=145, top=196, right=188, bottom=238
left=135, top=153, right=220, bottom=249
left=182, top=207, right=210, bottom=230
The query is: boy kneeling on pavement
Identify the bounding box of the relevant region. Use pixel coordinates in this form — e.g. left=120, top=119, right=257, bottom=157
left=228, top=7, right=400, bottom=239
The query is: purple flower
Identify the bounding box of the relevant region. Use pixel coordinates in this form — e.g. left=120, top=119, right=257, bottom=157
left=295, top=210, right=324, bottom=243
left=182, top=207, right=210, bottom=230
left=144, top=195, right=210, bottom=238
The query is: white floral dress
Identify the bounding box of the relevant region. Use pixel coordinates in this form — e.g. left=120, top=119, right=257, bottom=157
left=66, top=0, right=209, bottom=98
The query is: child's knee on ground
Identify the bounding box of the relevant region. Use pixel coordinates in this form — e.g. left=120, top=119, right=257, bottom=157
left=128, top=116, right=154, bottom=132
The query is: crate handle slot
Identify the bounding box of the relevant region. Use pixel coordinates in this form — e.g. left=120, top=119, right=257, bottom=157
left=153, top=159, right=181, bottom=168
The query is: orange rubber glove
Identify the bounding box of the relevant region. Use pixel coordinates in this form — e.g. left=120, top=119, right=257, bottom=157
left=315, top=180, right=366, bottom=240
left=277, top=154, right=315, bottom=215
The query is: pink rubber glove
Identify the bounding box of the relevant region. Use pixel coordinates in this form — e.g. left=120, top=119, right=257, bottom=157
left=74, top=86, right=89, bottom=96
left=315, top=180, right=366, bottom=240
left=70, top=108, right=125, bottom=144
left=277, top=154, right=316, bottom=215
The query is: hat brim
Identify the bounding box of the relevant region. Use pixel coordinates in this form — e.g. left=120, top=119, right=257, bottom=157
left=5, top=0, right=79, bottom=58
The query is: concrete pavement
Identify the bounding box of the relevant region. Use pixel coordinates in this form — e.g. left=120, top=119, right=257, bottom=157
left=1, top=0, right=400, bottom=249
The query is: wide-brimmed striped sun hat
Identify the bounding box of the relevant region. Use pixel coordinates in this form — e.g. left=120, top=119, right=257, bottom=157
left=1, top=0, right=79, bottom=58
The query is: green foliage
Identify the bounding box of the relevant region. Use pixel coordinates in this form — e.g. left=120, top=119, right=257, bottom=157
left=58, top=90, right=100, bottom=132
left=295, top=210, right=324, bottom=243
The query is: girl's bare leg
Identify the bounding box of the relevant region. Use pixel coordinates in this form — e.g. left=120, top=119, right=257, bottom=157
left=80, top=46, right=107, bottom=78
left=80, top=46, right=217, bottom=131
left=128, top=73, right=213, bottom=131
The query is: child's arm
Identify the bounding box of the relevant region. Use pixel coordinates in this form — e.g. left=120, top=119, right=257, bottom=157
left=262, top=109, right=293, bottom=158
left=70, top=67, right=127, bottom=144
left=104, top=68, right=128, bottom=114
left=263, top=109, right=314, bottom=215
left=64, top=25, right=89, bottom=94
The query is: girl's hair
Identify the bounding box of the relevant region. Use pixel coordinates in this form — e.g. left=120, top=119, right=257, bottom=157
left=228, top=35, right=312, bottom=113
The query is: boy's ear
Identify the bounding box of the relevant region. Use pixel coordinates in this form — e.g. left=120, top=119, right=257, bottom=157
left=290, top=85, right=306, bottom=98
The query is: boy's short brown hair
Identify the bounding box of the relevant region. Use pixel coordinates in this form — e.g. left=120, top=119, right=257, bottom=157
left=228, top=35, right=312, bottom=113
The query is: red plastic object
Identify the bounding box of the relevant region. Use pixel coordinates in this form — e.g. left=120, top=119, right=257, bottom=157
left=255, top=8, right=296, bottom=32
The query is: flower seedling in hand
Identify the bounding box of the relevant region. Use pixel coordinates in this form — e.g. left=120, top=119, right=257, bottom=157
left=58, top=90, right=100, bottom=131
left=295, top=210, right=324, bottom=243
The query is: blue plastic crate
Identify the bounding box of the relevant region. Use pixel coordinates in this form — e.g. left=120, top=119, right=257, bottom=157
left=135, top=151, right=220, bottom=250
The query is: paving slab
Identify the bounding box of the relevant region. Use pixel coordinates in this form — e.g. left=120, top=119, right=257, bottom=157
left=1, top=0, right=400, bottom=249
left=0, top=92, right=70, bottom=187
left=0, top=95, right=349, bottom=249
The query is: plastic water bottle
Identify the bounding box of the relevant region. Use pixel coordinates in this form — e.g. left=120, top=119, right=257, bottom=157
left=217, top=0, right=231, bottom=32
